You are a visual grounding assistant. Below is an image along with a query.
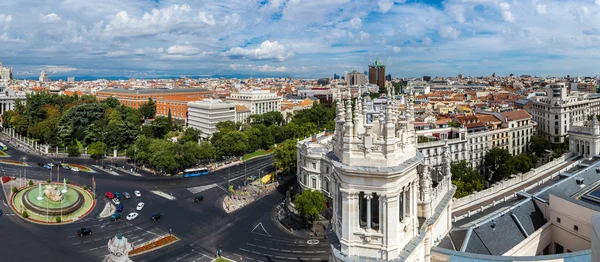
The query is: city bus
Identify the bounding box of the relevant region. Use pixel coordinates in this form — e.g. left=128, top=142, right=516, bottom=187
left=0, top=142, right=8, bottom=151
left=183, top=167, right=209, bottom=178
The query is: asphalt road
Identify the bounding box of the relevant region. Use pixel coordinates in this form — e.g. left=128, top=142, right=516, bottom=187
left=0, top=146, right=330, bottom=262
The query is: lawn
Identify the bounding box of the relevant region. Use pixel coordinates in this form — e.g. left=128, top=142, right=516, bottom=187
left=242, top=149, right=273, bottom=161
left=215, top=258, right=232, bottom=262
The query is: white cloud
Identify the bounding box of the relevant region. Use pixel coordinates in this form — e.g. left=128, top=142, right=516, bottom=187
left=439, top=26, right=459, bottom=40
left=41, top=13, right=61, bottom=22
left=350, top=18, right=362, bottom=29
left=536, top=4, right=547, bottom=15
left=104, top=5, right=193, bottom=37
left=378, top=0, right=394, bottom=13
left=392, top=46, right=401, bottom=53
left=225, top=40, right=294, bottom=61
left=230, top=63, right=288, bottom=72
left=421, top=37, right=433, bottom=46
left=0, top=14, right=12, bottom=24
left=498, top=2, right=514, bottom=22
left=198, top=11, right=215, bottom=26
left=45, top=66, right=76, bottom=73
left=166, top=45, right=200, bottom=56
left=105, top=51, right=129, bottom=57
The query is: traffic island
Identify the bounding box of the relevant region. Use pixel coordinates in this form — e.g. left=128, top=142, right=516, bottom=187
left=8, top=181, right=96, bottom=224
left=62, top=163, right=95, bottom=173
left=0, top=159, right=29, bottom=166
left=128, top=235, right=180, bottom=257
left=0, top=150, right=10, bottom=157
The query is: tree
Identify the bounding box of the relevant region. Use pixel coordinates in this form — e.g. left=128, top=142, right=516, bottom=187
left=484, top=148, right=515, bottom=183
left=22, top=210, right=28, bottom=218
left=513, top=154, right=533, bottom=173
left=529, top=136, right=552, bottom=158
left=179, top=128, right=201, bottom=144
left=451, top=161, right=485, bottom=198
left=294, top=190, right=327, bottom=230
left=88, top=141, right=107, bottom=159
left=55, top=217, right=61, bottom=223
left=274, top=139, right=297, bottom=174
left=167, top=108, right=173, bottom=132
left=148, top=116, right=172, bottom=139
left=138, top=98, right=156, bottom=119
left=214, top=131, right=248, bottom=159
left=198, top=141, right=216, bottom=160
left=68, top=144, right=80, bottom=157
left=12, top=186, right=17, bottom=193
left=103, top=97, right=121, bottom=108
left=28, top=180, right=33, bottom=186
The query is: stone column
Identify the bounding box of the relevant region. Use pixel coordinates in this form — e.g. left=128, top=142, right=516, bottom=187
left=113, top=149, right=117, bottom=158
left=365, top=193, right=373, bottom=230
left=401, top=189, right=406, bottom=222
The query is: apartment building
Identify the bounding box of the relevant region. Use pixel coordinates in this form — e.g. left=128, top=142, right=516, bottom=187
left=416, top=110, right=534, bottom=171
left=235, top=105, right=251, bottom=123
left=187, top=100, right=236, bottom=138
left=531, top=83, right=600, bottom=144
left=226, top=89, right=281, bottom=115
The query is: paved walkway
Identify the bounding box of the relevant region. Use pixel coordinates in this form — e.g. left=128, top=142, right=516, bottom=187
left=453, top=159, right=577, bottom=217
left=222, top=181, right=277, bottom=213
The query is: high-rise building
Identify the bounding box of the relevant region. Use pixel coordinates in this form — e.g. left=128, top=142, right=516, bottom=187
left=333, top=74, right=340, bottom=80
left=347, top=71, right=367, bottom=86
left=67, top=76, right=75, bottom=83
left=0, top=60, right=12, bottom=81
left=385, top=74, right=392, bottom=81
left=368, top=58, right=386, bottom=92
left=39, top=70, right=49, bottom=83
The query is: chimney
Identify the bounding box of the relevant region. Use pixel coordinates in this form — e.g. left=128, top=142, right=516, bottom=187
left=311, top=134, right=317, bottom=142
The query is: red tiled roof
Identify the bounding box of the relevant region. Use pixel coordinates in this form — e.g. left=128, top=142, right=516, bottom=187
left=500, top=110, right=531, bottom=121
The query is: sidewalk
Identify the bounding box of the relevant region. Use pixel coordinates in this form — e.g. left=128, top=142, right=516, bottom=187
left=222, top=181, right=278, bottom=213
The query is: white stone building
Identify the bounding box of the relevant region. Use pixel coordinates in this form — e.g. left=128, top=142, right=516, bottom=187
left=187, top=100, right=236, bottom=138
left=0, top=82, right=25, bottom=117
left=226, top=89, right=282, bottom=115
left=568, top=117, right=600, bottom=157
left=531, top=83, right=600, bottom=144
left=297, top=87, right=454, bottom=261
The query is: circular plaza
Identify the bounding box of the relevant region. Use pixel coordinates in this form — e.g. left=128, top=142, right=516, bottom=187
left=10, top=182, right=95, bottom=224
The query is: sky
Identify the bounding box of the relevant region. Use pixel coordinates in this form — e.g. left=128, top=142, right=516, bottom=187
left=1, top=0, right=600, bottom=79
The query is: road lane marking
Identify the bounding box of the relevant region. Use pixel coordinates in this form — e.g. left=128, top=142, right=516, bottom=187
left=187, top=184, right=218, bottom=194
left=250, top=222, right=271, bottom=237
left=239, top=248, right=250, bottom=252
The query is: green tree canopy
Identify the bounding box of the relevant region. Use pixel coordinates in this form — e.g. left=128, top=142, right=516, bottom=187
left=294, top=190, right=327, bottom=225
left=274, top=139, right=297, bottom=174
left=451, top=161, right=485, bottom=198
left=88, top=141, right=107, bottom=159
left=513, top=154, right=533, bottom=173
left=138, top=98, right=156, bottom=119
left=484, top=147, right=515, bottom=183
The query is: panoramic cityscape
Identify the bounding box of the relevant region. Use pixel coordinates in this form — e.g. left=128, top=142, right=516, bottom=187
left=1, top=1, right=600, bottom=262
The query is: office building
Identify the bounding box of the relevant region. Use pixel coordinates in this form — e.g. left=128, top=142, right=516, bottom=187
left=96, top=88, right=212, bottom=109
left=0, top=82, right=26, bottom=117
left=226, top=89, right=281, bottom=115
left=187, top=100, right=236, bottom=138
left=531, top=83, right=600, bottom=144
left=0, top=60, right=12, bottom=80
left=347, top=71, right=367, bottom=86
left=39, top=70, right=49, bottom=83
left=368, top=58, right=386, bottom=92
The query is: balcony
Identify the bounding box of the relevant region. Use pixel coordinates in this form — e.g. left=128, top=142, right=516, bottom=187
left=417, top=137, right=465, bottom=148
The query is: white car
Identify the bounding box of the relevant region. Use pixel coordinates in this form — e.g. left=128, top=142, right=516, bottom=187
left=112, top=198, right=120, bottom=205
left=136, top=202, right=145, bottom=211
left=134, top=190, right=141, bottom=197
left=126, top=212, right=139, bottom=221
left=71, top=167, right=80, bottom=172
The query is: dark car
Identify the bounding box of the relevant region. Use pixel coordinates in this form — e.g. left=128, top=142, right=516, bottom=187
left=194, top=196, right=204, bottom=202
left=110, top=212, right=122, bottom=221
left=77, top=228, right=92, bottom=236
left=37, top=163, right=43, bottom=166
left=116, top=204, right=123, bottom=212
left=114, top=192, right=121, bottom=199
left=151, top=213, right=163, bottom=221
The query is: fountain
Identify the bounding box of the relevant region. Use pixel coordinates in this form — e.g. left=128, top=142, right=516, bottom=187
left=37, top=183, right=43, bottom=201
left=62, top=178, right=68, bottom=194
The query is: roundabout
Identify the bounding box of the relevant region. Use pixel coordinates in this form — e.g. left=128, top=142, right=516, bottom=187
left=10, top=181, right=95, bottom=224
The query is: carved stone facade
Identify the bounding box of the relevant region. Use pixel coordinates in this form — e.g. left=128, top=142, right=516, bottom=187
left=568, top=117, right=600, bottom=158
left=298, top=87, right=454, bottom=261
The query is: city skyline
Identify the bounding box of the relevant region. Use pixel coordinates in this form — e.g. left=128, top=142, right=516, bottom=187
left=1, top=0, right=600, bottom=79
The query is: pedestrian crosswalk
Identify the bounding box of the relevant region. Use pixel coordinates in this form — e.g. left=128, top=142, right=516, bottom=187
left=187, top=184, right=217, bottom=194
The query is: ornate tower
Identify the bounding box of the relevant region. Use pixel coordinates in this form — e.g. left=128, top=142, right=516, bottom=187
left=329, top=86, right=423, bottom=260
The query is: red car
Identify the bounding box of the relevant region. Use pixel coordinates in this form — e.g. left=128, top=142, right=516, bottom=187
left=105, top=192, right=115, bottom=199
